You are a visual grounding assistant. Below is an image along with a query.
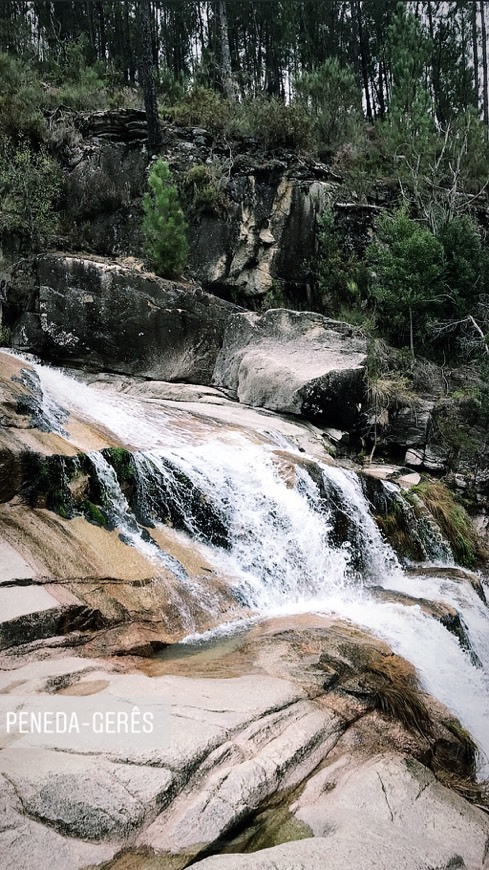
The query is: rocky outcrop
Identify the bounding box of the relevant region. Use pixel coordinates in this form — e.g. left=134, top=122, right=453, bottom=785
left=189, top=173, right=332, bottom=301
left=6, top=255, right=240, bottom=382
left=213, top=309, right=367, bottom=428
left=50, top=110, right=339, bottom=301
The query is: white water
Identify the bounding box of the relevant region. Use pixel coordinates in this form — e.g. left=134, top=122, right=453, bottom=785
left=16, top=356, right=489, bottom=777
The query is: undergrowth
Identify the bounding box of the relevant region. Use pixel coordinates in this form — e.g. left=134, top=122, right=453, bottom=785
left=412, top=481, right=482, bottom=567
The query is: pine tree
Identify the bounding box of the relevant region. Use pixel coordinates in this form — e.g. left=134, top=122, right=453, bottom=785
left=367, top=209, right=445, bottom=358
left=142, top=160, right=188, bottom=279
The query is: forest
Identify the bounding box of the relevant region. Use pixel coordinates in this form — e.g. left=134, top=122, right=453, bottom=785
left=1, top=0, right=489, bottom=363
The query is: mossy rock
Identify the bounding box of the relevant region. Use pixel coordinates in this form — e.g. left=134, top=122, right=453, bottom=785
left=82, top=499, right=108, bottom=527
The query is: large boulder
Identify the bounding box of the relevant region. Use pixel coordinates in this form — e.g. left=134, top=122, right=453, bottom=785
left=212, top=309, right=367, bottom=429
left=7, top=255, right=240, bottom=383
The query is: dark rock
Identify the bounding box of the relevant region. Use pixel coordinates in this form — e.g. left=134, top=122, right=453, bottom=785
left=76, top=109, right=148, bottom=143
left=8, top=254, right=240, bottom=383
left=0, top=604, right=106, bottom=650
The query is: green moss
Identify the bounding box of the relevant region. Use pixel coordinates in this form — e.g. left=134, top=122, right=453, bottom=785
left=82, top=500, right=107, bottom=527
left=102, top=447, right=135, bottom=485
left=375, top=500, right=425, bottom=562
left=21, top=453, right=77, bottom=519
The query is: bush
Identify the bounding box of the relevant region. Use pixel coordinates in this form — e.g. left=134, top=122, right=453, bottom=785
left=0, top=52, right=46, bottom=142
left=166, top=86, right=232, bottom=132
left=240, top=97, right=316, bottom=151
left=437, top=214, right=489, bottom=318
left=367, top=209, right=445, bottom=355
left=44, top=37, right=107, bottom=111
left=0, top=141, right=61, bottom=250
left=315, top=205, right=367, bottom=315
left=183, top=161, right=227, bottom=217
left=142, top=159, right=188, bottom=278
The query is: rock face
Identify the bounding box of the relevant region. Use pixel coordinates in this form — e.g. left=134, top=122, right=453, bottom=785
left=189, top=174, right=332, bottom=301
left=213, top=309, right=367, bottom=428
left=49, top=110, right=339, bottom=301
left=7, top=254, right=239, bottom=383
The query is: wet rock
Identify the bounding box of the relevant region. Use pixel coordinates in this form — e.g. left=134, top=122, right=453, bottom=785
left=405, top=565, right=487, bottom=604
left=8, top=255, right=240, bottom=383
left=0, top=603, right=106, bottom=651
left=370, top=586, right=475, bottom=657
left=385, top=400, right=434, bottom=449
left=213, top=309, right=367, bottom=429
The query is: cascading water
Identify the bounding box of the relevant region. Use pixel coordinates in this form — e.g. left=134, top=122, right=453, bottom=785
left=14, top=355, right=489, bottom=777
left=87, top=450, right=188, bottom=580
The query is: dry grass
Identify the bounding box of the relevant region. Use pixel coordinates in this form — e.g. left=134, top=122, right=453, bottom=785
left=435, top=770, right=487, bottom=807
left=365, top=653, right=433, bottom=737
left=368, top=376, right=420, bottom=412
left=413, top=481, right=484, bottom=567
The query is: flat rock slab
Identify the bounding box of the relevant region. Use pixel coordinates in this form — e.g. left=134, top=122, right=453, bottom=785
left=0, top=586, right=59, bottom=621
left=213, top=309, right=367, bottom=429
left=0, top=541, right=36, bottom=583
left=1, top=626, right=489, bottom=870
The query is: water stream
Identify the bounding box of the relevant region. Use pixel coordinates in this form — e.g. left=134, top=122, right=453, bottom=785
left=16, top=357, right=489, bottom=777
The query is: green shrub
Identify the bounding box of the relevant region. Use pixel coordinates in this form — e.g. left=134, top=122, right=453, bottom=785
left=315, top=205, right=367, bottom=316
left=0, top=52, right=46, bottom=142
left=158, top=67, right=186, bottom=105
left=240, top=97, right=315, bottom=151
left=367, top=209, right=445, bottom=355
left=437, top=214, right=489, bottom=318
left=0, top=141, right=61, bottom=250
left=166, top=86, right=231, bottom=132
left=142, top=159, right=188, bottom=278
left=44, top=37, right=107, bottom=111
left=183, top=161, right=227, bottom=217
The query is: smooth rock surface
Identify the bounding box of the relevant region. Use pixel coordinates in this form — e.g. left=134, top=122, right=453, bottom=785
left=192, top=754, right=489, bottom=870
left=0, top=620, right=488, bottom=869
left=213, top=309, right=367, bottom=428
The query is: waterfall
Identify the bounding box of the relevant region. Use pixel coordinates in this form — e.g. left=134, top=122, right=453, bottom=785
left=87, top=450, right=188, bottom=579
left=15, top=355, right=489, bottom=776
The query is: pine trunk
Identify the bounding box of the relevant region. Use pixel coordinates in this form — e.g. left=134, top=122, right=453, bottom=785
left=138, top=0, right=163, bottom=154
left=218, top=0, right=234, bottom=100
left=480, top=0, right=489, bottom=127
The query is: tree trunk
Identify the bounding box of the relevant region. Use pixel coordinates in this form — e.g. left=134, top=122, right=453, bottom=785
left=409, top=307, right=415, bottom=361
left=96, top=1, right=106, bottom=60
left=356, top=1, right=373, bottom=120
left=218, top=0, right=234, bottom=100
left=138, top=0, right=162, bottom=154
left=480, top=0, right=489, bottom=127
left=472, top=0, right=480, bottom=111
